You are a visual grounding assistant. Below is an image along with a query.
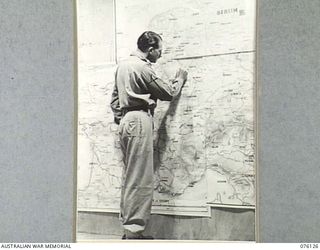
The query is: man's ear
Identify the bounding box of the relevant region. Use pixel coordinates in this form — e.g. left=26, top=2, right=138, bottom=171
left=148, top=47, right=154, bottom=53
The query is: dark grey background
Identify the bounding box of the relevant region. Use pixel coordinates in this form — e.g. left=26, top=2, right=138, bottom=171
left=0, top=0, right=74, bottom=242
left=1, top=0, right=320, bottom=242
left=258, top=0, right=320, bottom=242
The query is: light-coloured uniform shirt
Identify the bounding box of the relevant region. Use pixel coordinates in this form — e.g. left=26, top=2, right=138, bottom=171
left=110, top=50, right=184, bottom=123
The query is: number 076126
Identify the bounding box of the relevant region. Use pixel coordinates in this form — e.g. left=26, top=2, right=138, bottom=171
left=300, top=244, right=319, bottom=249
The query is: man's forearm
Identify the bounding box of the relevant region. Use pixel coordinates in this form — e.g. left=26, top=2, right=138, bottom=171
left=148, top=77, right=185, bottom=101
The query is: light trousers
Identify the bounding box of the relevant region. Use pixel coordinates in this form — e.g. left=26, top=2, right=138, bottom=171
left=119, top=110, right=154, bottom=233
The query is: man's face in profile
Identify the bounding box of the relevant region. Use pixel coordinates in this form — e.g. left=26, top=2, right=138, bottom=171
left=147, top=40, right=163, bottom=63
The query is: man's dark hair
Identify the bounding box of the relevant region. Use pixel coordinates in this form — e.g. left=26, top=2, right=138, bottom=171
left=137, top=31, right=162, bottom=52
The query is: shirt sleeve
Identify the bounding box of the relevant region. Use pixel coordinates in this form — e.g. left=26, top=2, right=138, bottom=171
left=141, top=64, right=185, bottom=101
left=110, top=80, right=122, bottom=125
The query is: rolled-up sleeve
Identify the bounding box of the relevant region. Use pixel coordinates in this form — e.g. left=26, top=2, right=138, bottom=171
left=141, top=64, right=184, bottom=101
left=110, top=81, right=122, bottom=125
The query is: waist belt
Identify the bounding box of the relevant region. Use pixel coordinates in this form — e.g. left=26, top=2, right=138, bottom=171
left=122, top=106, right=154, bottom=116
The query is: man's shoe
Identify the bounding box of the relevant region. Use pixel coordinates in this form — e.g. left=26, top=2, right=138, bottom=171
left=122, top=234, right=154, bottom=240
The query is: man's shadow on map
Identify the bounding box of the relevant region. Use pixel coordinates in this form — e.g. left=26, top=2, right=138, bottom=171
left=154, top=91, right=182, bottom=174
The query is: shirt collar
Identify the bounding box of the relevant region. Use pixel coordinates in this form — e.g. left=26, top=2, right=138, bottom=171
left=130, top=49, right=151, bottom=64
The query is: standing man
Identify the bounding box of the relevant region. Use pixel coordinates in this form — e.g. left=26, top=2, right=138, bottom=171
left=111, top=31, right=188, bottom=239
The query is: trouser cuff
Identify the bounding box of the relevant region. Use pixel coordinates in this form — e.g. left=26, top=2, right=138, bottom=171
left=123, top=225, right=145, bottom=234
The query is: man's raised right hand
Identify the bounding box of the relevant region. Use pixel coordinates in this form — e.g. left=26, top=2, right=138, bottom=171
left=175, top=68, right=188, bottom=83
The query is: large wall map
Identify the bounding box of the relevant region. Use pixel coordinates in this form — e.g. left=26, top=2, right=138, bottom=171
left=77, top=0, right=256, bottom=216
